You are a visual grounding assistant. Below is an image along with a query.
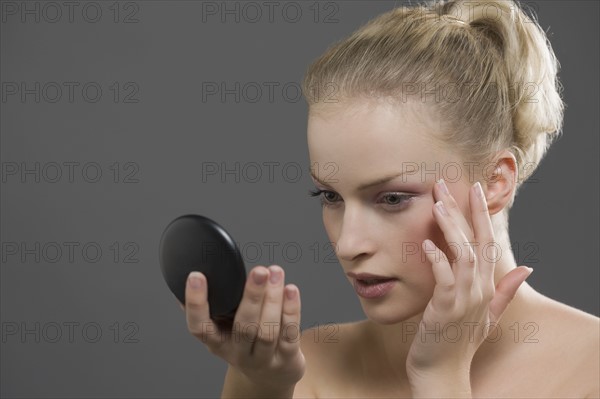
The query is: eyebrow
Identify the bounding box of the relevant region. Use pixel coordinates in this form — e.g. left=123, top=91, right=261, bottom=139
left=310, top=170, right=407, bottom=191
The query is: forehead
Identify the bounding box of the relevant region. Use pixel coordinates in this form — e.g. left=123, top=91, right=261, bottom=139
left=307, top=99, right=451, bottom=183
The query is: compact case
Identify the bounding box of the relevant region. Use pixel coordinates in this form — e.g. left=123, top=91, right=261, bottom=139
left=159, top=214, right=246, bottom=331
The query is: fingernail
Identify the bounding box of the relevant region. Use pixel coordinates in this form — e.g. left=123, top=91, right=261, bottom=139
left=435, top=200, right=449, bottom=216
left=189, top=272, right=203, bottom=290
left=285, top=286, right=297, bottom=300
left=437, top=178, right=449, bottom=195
left=269, top=266, right=282, bottom=284
left=526, top=267, right=534, bottom=275
left=253, top=269, right=268, bottom=285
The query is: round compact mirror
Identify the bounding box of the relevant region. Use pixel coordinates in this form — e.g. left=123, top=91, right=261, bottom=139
left=159, top=214, right=246, bottom=331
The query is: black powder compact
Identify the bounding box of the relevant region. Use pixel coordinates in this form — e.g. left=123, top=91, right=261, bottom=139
left=159, top=214, right=246, bottom=332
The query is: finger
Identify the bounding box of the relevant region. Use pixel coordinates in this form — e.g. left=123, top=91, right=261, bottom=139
left=434, top=179, right=475, bottom=241
left=488, top=266, right=533, bottom=324
left=184, top=272, right=224, bottom=353
left=232, top=266, right=270, bottom=356
left=422, top=239, right=455, bottom=310
left=432, top=197, right=476, bottom=300
left=469, top=181, right=496, bottom=295
left=252, top=265, right=285, bottom=364
left=422, top=239, right=455, bottom=287
left=278, top=284, right=301, bottom=358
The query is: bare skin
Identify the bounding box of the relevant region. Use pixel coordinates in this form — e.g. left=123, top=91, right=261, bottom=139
left=294, top=289, right=599, bottom=398
left=290, top=98, right=599, bottom=398
left=182, top=97, right=599, bottom=398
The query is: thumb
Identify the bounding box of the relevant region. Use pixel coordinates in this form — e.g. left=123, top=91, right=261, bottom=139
left=488, top=266, right=533, bottom=324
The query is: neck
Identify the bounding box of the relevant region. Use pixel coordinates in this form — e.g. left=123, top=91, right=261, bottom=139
left=364, top=221, right=541, bottom=383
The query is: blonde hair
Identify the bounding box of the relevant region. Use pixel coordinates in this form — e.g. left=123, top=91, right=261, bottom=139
left=302, top=0, right=565, bottom=223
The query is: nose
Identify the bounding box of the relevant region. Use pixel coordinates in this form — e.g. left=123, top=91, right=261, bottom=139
left=334, top=205, right=377, bottom=263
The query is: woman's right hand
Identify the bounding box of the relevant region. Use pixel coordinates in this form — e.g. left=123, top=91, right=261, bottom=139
left=179, top=265, right=305, bottom=390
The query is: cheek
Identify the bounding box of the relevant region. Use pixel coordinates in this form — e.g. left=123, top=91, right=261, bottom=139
left=394, top=201, right=445, bottom=265
left=322, top=211, right=335, bottom=240
left=320, top=199, right=458, bottom=269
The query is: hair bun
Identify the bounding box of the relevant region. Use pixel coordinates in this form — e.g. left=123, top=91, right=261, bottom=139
left=302, top=0, right=565, bottom=210
left=439, top=0, right=564, bottom=183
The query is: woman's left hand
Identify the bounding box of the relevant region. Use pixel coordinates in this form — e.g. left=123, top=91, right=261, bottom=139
left=405, top=179, right=533, bottom=394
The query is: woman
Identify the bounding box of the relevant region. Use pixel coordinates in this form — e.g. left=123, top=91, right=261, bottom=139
left=181, top=0, right=599, bottom=397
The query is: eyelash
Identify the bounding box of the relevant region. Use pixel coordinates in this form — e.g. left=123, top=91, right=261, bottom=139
left=308, top=188, right=415, bottom=210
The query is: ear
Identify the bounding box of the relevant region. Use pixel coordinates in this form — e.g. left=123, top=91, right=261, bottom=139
left=483, top=150, right=518, bottom=216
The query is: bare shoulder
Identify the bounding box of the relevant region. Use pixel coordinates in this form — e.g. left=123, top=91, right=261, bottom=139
left=533, top=294, right=599, bottom=396
left=536, top=294, right=599, bottom=342
left=293, top=321, right=365, bottom=398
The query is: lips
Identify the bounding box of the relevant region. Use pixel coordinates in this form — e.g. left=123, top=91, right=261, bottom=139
left=347, top=272, right=396, bottom=282
left=346, top=271, right=399, bottom=298
left=351, top=277, right=398, bottom=298
left=357, top=277, right=396, bottom=284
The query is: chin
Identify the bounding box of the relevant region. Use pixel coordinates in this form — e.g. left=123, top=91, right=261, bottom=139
left=360, top=299, right=426, bottom=325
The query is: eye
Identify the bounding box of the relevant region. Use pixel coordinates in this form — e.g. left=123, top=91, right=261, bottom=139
left=308, top=188, right=340, bottom=207
left=381, top=192, right=413, bottom=206
left=308, top=188, right=415, bottom=210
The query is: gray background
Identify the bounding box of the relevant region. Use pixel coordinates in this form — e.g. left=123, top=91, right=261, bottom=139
left=1, top=0, right=598, bottom=398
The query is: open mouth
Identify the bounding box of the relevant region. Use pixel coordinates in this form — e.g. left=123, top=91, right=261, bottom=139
left=356, top=278, right=396, bottom=285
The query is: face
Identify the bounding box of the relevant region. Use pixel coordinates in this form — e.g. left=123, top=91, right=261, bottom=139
left=307, top=98, right=475, bottom=324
